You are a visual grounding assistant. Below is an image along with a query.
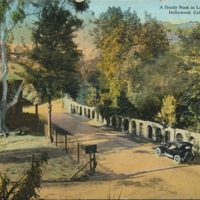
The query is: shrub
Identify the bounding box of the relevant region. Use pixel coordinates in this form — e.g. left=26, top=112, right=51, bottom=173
left=0, top=153, right=48, bottom=200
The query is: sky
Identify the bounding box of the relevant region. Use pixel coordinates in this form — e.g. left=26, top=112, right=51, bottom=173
left=13, top=0, right=200, bottom=45
left=89, top=0, right=200, bottom=24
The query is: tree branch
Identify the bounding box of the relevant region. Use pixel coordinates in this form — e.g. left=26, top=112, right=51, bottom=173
left=7, top=81, right=24, bottom=109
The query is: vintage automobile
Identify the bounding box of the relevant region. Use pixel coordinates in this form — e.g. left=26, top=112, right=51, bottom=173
left=155, top=141, right=195, bottom=163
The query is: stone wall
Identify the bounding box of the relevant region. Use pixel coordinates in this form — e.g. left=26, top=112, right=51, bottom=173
left=63, top=95, right=200, bottom=146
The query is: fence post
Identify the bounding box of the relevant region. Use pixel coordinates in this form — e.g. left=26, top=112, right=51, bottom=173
left=31, top=154, right=34, bottom=171
left=78, top=143, right=80, bottom=164
left=90, top=152, right=92, bottom=172
left=53, top=129, right=55, bottom=144
left=65, top=134, right=67, bottom=152
left=55, top=129, right=57, bottom=147
left=93, top=153, right=96, bottom=172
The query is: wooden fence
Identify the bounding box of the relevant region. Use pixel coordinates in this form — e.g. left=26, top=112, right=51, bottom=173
left=41, top=120, right=89, bottom=169
left=6, top=113, right=39, bottom=132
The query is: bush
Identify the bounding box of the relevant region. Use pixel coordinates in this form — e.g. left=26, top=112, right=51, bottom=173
left=0, top=153, right=48, bottom=200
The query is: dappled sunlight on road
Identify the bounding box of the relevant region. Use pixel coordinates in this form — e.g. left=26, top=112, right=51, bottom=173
left=23, top=99, right=68, bottom=120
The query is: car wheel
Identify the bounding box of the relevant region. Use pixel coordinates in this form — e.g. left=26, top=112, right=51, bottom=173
left=155, top=147, right=161, bottom=156
left=174, top=155, right=181, bottom=163
left=184, top=152, right=193, bottom=162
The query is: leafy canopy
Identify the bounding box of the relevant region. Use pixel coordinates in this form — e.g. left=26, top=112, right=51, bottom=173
left=21, top=1, right=85, bottom=101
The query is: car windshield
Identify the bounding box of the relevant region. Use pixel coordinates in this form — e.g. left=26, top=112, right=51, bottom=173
left=168, top=144, right=177, bottom=149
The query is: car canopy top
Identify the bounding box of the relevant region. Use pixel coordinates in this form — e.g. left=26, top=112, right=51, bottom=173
left=167, top=141, right=193, bottom=148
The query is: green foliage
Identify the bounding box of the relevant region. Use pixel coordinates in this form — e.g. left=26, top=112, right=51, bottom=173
left=21, top=1, right=84, bottom=101
left=96, top=104, right=117, bottom=118
left=91, top=8, right=200, bottom=132
left=93, top=7, right=170, bottom=116
left=80, top=57, right=101, bottom=89
left=116, top=92, right=138, bottom=118
left=76, top=81, right=99, bottom=106
left=128, top=92, right=161, bottom=121
left=140, top=12, right=169, bottom=62
left=179, top=22, right=200, bottom=56
left=23, top=83, right=42, bottom=105
left=157, top=95, right=177, bottom=127
left=96, top=92, right=137, bottom=119
left=0, top=1, right=9, bottom=21
left=0, top=154, right=47, bottom=200
left=174, top=24, right=200, bottom=131
left=11, top=4, right=26, bottom=24
left=90, top=7, right=200, bottom=132
left=85, top=85, right=97, bottom=107
left=177, top=71, right=200, bottom=131
left=93, top=7, right=141, bottom=107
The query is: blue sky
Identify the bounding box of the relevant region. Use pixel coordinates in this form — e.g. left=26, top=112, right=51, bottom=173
left=89, top=0, right=200, bottom=24
left=13, top=0, right=200, bottom=44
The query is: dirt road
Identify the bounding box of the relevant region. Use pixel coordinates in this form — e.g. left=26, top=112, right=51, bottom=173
left=51, top=113, right=101, bottom=135
left=38, top=132, right=200, bottom=199
left=8, top=101, right=200, bottom=199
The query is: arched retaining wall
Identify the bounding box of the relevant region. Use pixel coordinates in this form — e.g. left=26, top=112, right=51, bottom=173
left=63, top=95, right=200, bottom=143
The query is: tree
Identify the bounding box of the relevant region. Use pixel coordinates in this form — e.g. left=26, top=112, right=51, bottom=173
left=19, top=1, right=88, bottom=140
left=139, top=12, right=169, bottom=62
left=0, top=0, right=89, bottom=133
left=175, top=22, right=200, bottom=131
left=156, top=95, right=177, bottom=127
left=0, top=0, right=32, bottom=133
left=93, top=7, right=141, bottom=107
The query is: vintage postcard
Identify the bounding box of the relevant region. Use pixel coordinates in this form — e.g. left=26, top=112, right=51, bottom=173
left=1, top=0, right=200, bottom=199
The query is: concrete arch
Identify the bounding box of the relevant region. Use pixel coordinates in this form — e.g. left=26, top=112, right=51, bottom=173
left=96, top=112, right=100, bottom=121
left=164, top=131, right=170, bottom=142
left=123, top=118, right=129, bottom=132
left=84, top=108, right=86, bottom=116
left=147, top=125, right=153, bottom=139
left=63, top=96, right=200, bottom=144
left=131, top=120, right=136, bottom=134
left=106, top=116, right=110, bottom=126
left=139, top=123, right=143, bottom=136
left=176, top=133, right=183, bottom=141
left=118, top=116, right=122, bottom=130
left=79, top=106, right=82, bottom=115
left=156, top=127, right=162, bottom=142
left=88, top=109, right=91, bottom=118
left=188, top=136, right=194, bottom=142
left=111, top=116, right=117, bottom=128
left=92, top=110, right=95, bottom=119
left=73, top=105, right=75, bottom=113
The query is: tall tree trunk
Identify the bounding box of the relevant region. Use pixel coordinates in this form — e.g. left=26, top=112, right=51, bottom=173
left=47, top=95, right=53, bottom=142
left=0, top=101, right=8, bottom=132
left=0, top=13, right=8, bottom=133
left=0, top=12, right=24, bottom=133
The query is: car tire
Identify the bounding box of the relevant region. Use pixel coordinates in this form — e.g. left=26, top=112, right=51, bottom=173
left=184, top=152, right=193, bottom=162
left=155, top=147, right=161, bottom=156
left=174, top=155, right=181, bottom=163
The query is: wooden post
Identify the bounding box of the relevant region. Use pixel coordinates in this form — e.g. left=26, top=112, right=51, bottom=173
left=55, top=130, right=57, bottom=147
left=65, top=134, right=67, bottom=152
left=31, top=154, right=34, bottom=170
left=53, top=129, right=55, bottom=144
left=90, top=152, right=92, bottom=172
left=35, top=104, right=38, bottom=115
left=78, top=143, right=80, bottom=164
left=93, top=153, right=96, bottom=172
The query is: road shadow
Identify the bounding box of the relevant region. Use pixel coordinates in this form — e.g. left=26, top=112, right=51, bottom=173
left=0, top=146, right=70, bottom=164
left=97, top=136, right=141, bottom=152
left=73, top=165, right=188, bottom=182
left=189, top=154, right=200, bottom=165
